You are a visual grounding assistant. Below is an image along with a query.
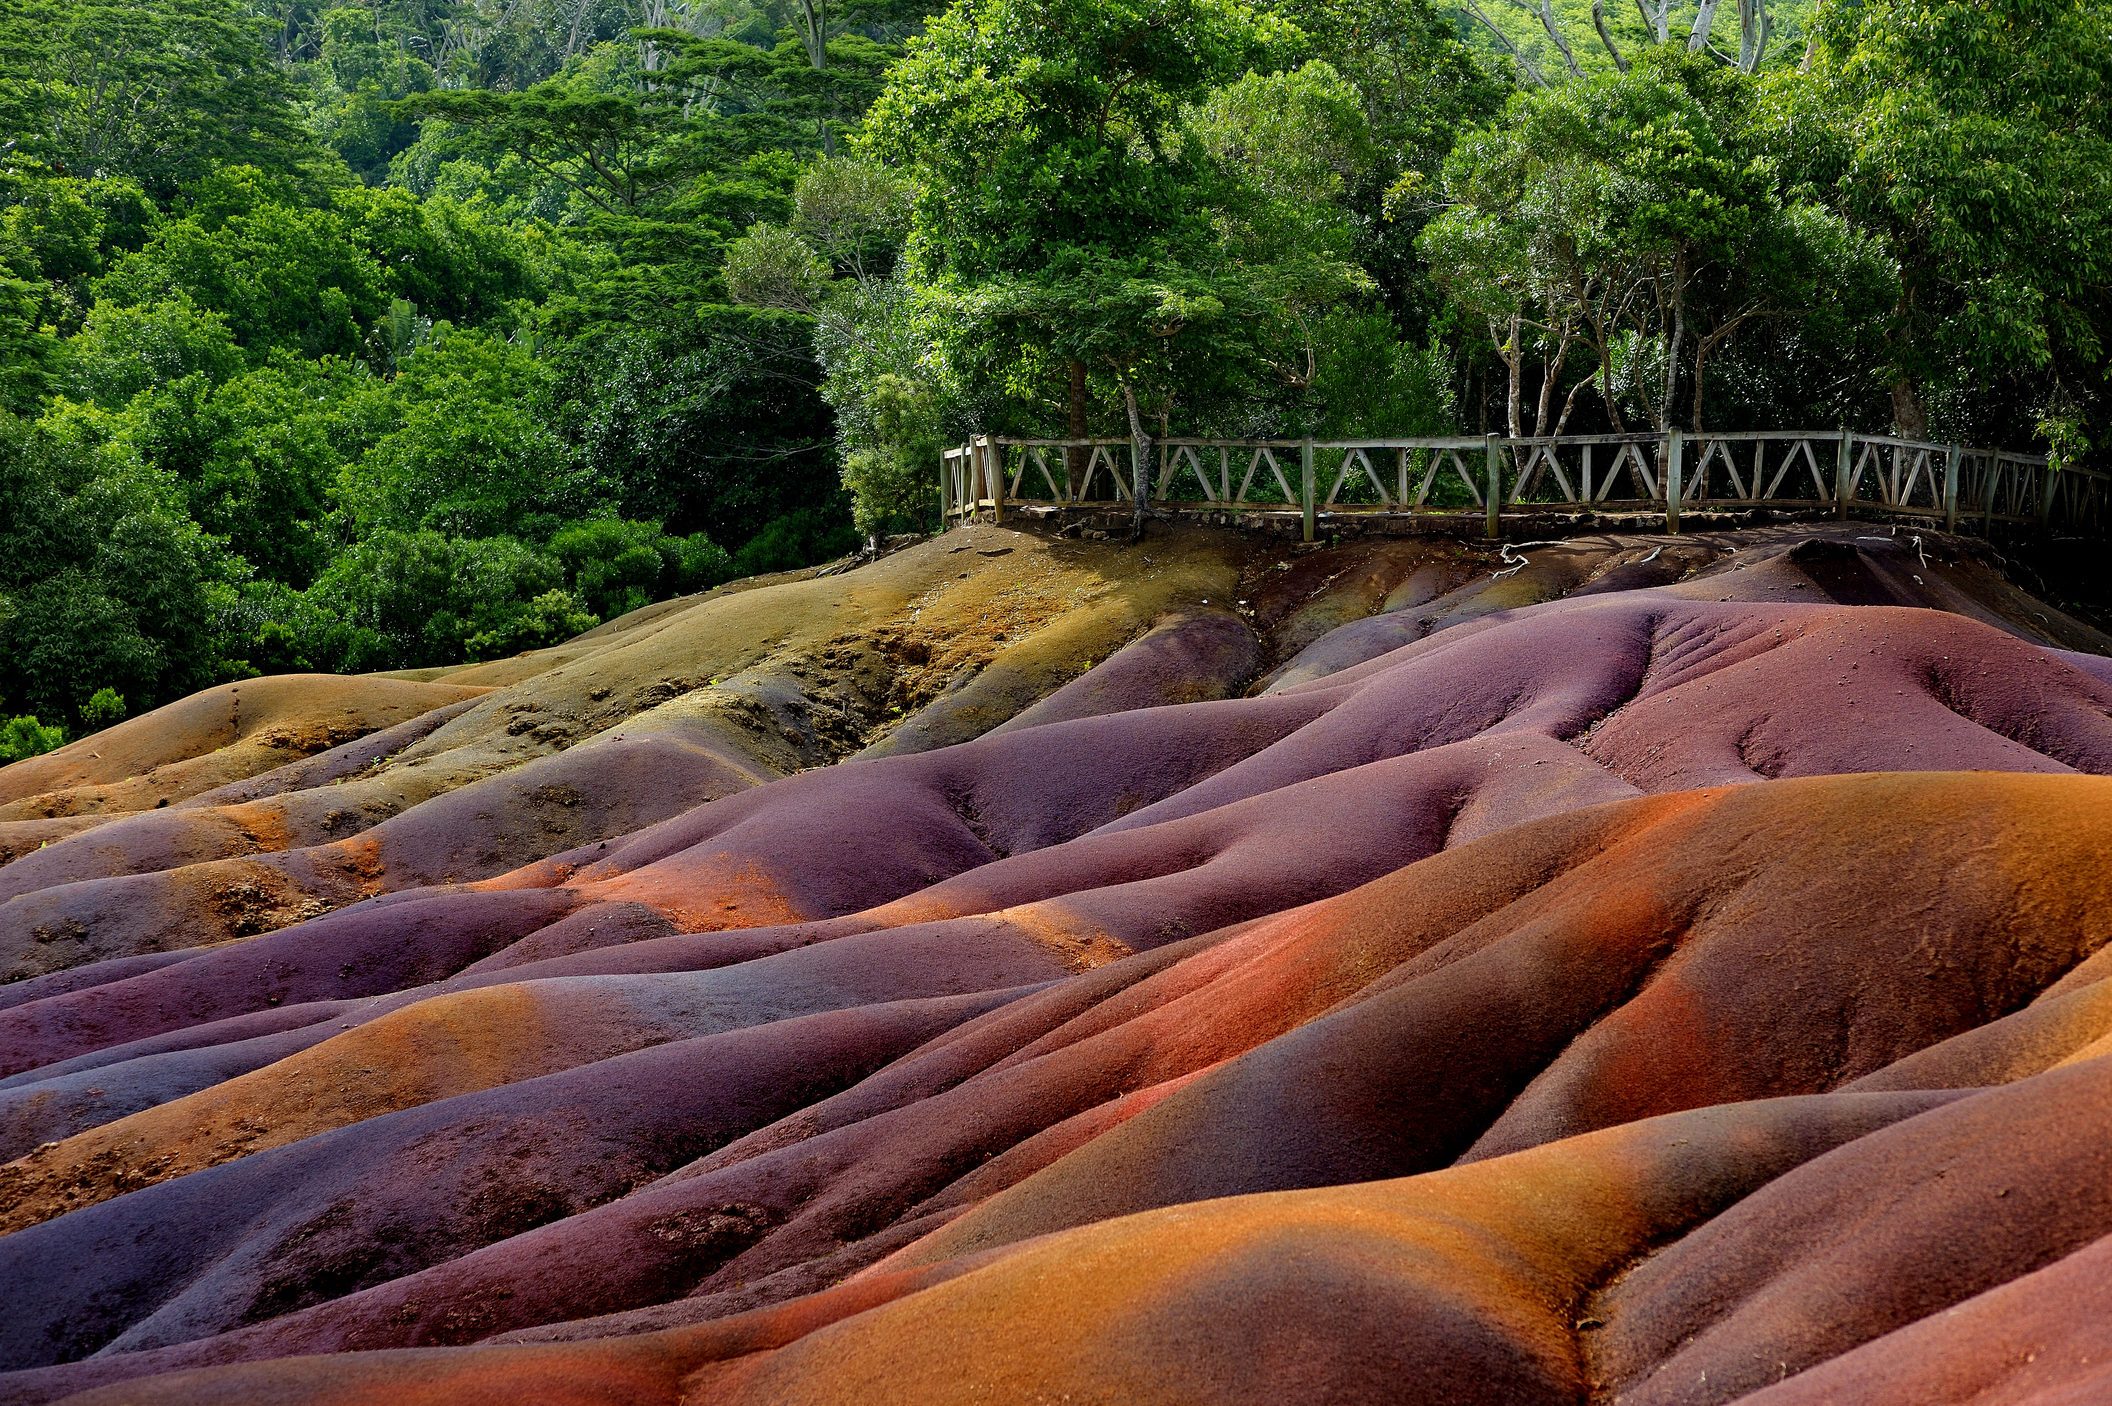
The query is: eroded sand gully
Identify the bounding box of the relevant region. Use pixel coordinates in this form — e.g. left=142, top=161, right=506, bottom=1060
left=3, top=523, right=2112, bottom=1405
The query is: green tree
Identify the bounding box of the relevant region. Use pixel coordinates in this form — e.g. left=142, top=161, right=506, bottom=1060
left=1260, top=0, right=1505, bottom=326
left=1794, top=0, right=2112, bottom=448
left=0, top=0, right=314, bottom=200
left=95, top=168, right=390, bottom=361
left=64, top=297, right=244, bottom=407
left=0, top=411, right=237, bottom=719
left=310, top=5, right=437, bottom=181
left=303, top=529, right=594, bottom=669
left=190, top=357, right=390, bottom=584
left=343, top=328, right=591, bottom=538
left=862, top=0, right=1372, bottom=532
left=0, top=238, right=61, bottom=413
left=1422, top=51, right=1894, bottom=434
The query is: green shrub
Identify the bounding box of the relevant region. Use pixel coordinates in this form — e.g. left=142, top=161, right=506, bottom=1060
left=548, top=517, right=674, bottom=621
left=0, top=714, right=65, bottom=763
left=732, top=504, right=859, bottom=577
left=304, top=530, right=579, bottom=671
left=666, top=533, right=735, bottom=594
left=463, top=588, right=597, bottom=660
left=79, top=687, right=126, bottom=730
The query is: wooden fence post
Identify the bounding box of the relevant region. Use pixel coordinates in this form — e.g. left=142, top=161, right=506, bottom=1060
left=1834, top=430, right=1854, bottom=519
left=1665, top=428, right=1684, bottom=534
left=1301, top=439, right=1316, bottom=543
left=938, top=446, right=953, bottom=525
left=2040, top=463, right=2060, bottom=528
left=1484, top=434, right=1502, bottom=539
left=1943, top=444, right=1962, bottom=533
left=985, top=438, right=1004, bottom=524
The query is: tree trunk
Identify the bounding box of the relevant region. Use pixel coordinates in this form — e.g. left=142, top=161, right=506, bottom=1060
left=1659, top=303, right=1686, bottom=433
left=794, top=0, right=833, bottom=151
left=1692, top=341, right=1710, bottom=433
left=1689, top=0, right=1723, bottom=51
left=1890, top=377, right=1928, bottom=441
left=1533, top=326, right=1573, bottom=437
left=1737, top=0, right=1772, bottom=69
left=1504, top=315, right=1524, bottom=440
left=1066, top=359, right=1088, bottom=497
left=1121, top=380, right=1151, bottom=541
left=1598, top=343, right=1626, bottom=434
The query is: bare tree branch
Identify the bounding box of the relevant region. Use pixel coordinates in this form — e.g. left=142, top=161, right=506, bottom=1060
left=1460, top=0, right=1549, bottom=84
left=1591, top=0, right=1630, bottom=72
left=1635, top=0, right=1672, bottom=44
left=1736, top=0, right=1773, bottom=70
left=1535, top=0, right=1586, bottom=77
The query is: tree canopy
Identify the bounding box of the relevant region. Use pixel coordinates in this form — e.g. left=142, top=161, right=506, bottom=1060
left=0, top=0, right=2103, bottom=749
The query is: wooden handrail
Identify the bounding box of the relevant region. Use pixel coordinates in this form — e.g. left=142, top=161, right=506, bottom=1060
left=938, top=429, right=2103, bottom=539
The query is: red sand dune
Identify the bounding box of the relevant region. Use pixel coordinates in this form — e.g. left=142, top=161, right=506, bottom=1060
left=3, top=524, right=2112, bottom=1405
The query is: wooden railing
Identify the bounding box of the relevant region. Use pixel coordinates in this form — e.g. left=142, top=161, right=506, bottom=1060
left=940, top=430, right=2108, bottom=540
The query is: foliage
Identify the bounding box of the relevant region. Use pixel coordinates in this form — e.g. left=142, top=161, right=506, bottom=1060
left=80, top=687, right=127, bottom=730
left=1791, top=0, right=2112, bottom=444
left=0, top=715, right=66, bottom=763
left=344, top=328, right=589, bottom=538
left=64, top=298, right=246, bottom=407
left=840, top=373, right=944, bottom=534
left=303, top=530, right=575, bottom=667
left=855, top=0, right=1380, bottom=529
left=0, top=411, right=236, bottom=721
left=548, top=516, right=736, bottom=617
left=0, top=0, right=2102, bottom=717
left=1421, top=50, right=1896, bottom=433
left=0, top=0, right=315, bottom=200
left=1453, top=0, right=1818, bottom=83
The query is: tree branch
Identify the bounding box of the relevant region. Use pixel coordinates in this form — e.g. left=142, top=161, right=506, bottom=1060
left=1460, top=0, right=1548, bottom=85
left=1591, top=0, right=1630, bottom=72
left=1535, top=0, right=1585, bottom=77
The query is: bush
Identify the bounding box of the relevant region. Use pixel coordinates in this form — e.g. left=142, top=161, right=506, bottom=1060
left=666, top=533, right=735, bottom=594
left=839, top=373, right=943, bottom=538
left=0, top=714, right=65, bottom=763
left=463, top=588, right=598, bottom=660
left=79, top=687, right=126, bottom=730
left=1306, top=311, right=1454, bottom=438
left=548, top=517, right=739, bottom=620
left=732, top=504, right=859, bottom=577
left=548, top=517, right=675, bottom=621
left=304, top=530, right=579, bottom=671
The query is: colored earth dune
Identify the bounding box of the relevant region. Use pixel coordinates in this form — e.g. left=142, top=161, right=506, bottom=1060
left=4, top=522, right=2112, bottom=1405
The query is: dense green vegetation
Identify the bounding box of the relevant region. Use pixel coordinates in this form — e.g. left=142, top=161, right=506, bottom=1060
left=2, top=0, right=2106, bottom=754
left=733, top=0, right=2111, bottom=526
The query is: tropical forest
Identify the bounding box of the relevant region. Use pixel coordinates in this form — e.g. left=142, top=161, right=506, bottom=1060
left=2, top=0, right=2104, bottom=752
